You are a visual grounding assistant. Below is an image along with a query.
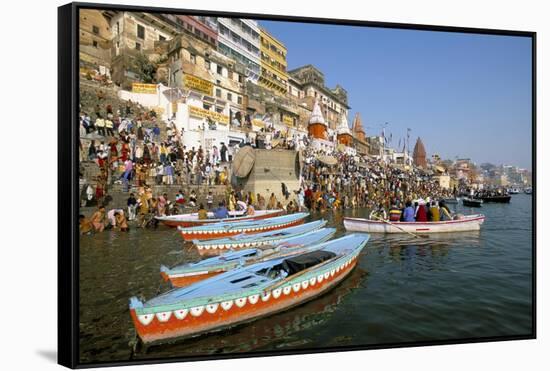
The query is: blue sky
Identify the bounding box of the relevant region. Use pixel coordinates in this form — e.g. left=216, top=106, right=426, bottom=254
left=260, top=20, right=533, bottom=169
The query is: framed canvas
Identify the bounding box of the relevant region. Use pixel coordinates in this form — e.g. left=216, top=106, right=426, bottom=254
left=58, top=2, right=536, bottom=368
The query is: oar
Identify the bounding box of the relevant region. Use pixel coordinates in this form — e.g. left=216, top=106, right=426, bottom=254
left=373, top=215, right=428, bottom=239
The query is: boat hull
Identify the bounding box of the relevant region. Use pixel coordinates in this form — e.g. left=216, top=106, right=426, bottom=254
left=480, top=196, right=511, bottom=203
left=157, top=209, right=284, bottom=228
left=462, top=199, right=483, bottom=207
left=179, top=216, right=306, bottom=241
left=344, top=215, right=485, bottom=234
left=131, top=252, right=361, bottom=343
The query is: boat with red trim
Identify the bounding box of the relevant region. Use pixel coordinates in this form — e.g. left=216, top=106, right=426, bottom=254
left=156, top=209, right=284, bottom=228
left=178, top=212, right=309, bottom=241
left=160, top=227, right=336, bottom=287
left=129, top=233, right=369, bottom=343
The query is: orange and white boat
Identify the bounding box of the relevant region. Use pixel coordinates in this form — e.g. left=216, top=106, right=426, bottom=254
left=177, top=213, right=309, bottom=241
left=156, top=209, right=284, bottom=228
left=129, top=233, right=369, bottom=343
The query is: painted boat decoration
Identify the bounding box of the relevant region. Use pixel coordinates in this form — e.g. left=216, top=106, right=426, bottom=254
left=462, top=198, right=483, bottom=207
left=161, top=227, right=337, bottom=287
left=178, top=213, right=309, bottom=241
left=156, top=209, right=285, bottom=228
left=193, top=219, right=328, bottom=253
left=343, top=214, right=485, bottom=234
left=129, top=233, right=369, bottom=343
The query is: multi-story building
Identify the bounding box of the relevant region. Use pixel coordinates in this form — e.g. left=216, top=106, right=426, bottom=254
left=161, top=14, right=218, bottom=47
left=79, top=9, right=112, bottom=75
left=167, top=35, right=246, bottom=131
left=259, top=28, right=289, bottom=95
left=215, top=18, right=261, bottom=84
left=104, top=11, right=180, bottom=87
left=288, top=65, right=349, bottom=131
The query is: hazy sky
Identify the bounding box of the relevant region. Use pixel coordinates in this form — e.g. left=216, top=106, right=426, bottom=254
left=260, top=20, right=533, bottom=169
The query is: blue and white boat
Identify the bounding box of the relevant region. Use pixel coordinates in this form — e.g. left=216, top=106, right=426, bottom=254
left=161, top=226, right=336, bottom=287
left=130, top=233, right=370, bottom=343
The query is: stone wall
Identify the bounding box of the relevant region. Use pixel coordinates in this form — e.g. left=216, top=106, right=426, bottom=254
left=233, top=149, right=301, bottom=205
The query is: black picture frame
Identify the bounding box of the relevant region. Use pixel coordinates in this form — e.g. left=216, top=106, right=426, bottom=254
left=58, top=2, right=536, bottom=368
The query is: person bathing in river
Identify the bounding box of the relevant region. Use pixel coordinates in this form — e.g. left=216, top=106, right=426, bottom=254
left=90, top=206, right=106, bottom=232
left=115, top=211, right=129, bottom=232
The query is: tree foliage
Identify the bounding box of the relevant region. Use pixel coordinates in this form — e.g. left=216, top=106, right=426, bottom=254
left=133, top=53, right=157, bottom=83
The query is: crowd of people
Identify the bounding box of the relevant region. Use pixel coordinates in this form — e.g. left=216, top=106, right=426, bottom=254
left=79, top=89, right=456, bottom=235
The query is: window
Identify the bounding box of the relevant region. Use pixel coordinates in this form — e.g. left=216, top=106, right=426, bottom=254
left=137, top=24, right=145, bottom=39
left=215, top=89, right=221, bottom=98
left=135, top=42, right=141, bottom=51
left=210, top=37, right=216, bottom=44
left=216, top=107, right=223, bottom=113
left=190, top=54, right=196, bottom=64
left=92, top=40, right=98, bottom=48
left=187, top=23, right=193, bottom=31
left=159, top=35, right=166, bottom=41
left=205, top=60, right=211, bottom=69
left=238, top=75, right=244, bottom=83
left=227, top=93, right=232, bottom=101
left=237, top=96, right=242, bottom=105
left=203, top=103, right=211, bottom=110
left=92, top=25, right=99, bottom=34
left=115, top=22, right=120, bottom=36
left=217, top=65, right=223, bottom=75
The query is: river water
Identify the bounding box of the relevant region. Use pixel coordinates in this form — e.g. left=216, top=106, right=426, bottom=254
left=79, top=194, right=533, bottom=364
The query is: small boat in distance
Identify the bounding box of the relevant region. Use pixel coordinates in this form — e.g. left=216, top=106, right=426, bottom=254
left=462, top=198, right=483, bottom=207
left=178, top=213, right=309, bottom=241
left=193, top=220, right=328, bottom=254
left=480, top=195, right=511, bottom=203
left=524, top=187, right=533, bottom=194
left=156, top=209, right=284, bottom=228
left=129, top=233, right=370, bottom=344
left=508, top=188, right=520, bottom=194
left=343, top=214, right=485, bottom=234
left=161, top=227, right=337, bottom=287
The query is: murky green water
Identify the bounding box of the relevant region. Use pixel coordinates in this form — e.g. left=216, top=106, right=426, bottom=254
left=79, top=194, right=533, bottom=364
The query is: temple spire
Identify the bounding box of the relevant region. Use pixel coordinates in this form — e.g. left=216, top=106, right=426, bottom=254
left=308, top=99, right=326, bottom=126
left=352, top=113, right=365, bottom=141
left=413, top=137, right=427, bottom=168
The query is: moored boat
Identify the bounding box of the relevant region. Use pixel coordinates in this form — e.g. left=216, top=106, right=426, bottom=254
left=178, top=213, right=309, bottom=241
left=524, top=187, right=533, bottom=194
left=193, top=219, right=327, bottom=253
left=161, top=227, right=337, bottom=287
left=156, top=209, right=284, bottom=228
left=462, top=198, right=483, bottom=207
left=129, top=233, right=369, bottom=344
left=343, top=214, right=485, bottom=234
left=480, top=195, right=511, bottom=203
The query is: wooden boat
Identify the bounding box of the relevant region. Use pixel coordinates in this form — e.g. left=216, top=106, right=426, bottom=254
left=156, top=209, right=284, bottom=228
left=480, top=195, right=511, bottom=203
left=193, top=219, right=327, bottom=253
left=129, top=233, right=369, bottom=343
left=343, top=214, right=485, bottom=234
left=462, top=198, right=483, bottom=207
left=178, top=213, right=309, bottom=241
left=161, top=227, right=337, bottom=287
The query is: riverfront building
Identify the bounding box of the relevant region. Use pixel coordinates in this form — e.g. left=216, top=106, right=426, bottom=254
left=259, top=28, right=289, bottom=95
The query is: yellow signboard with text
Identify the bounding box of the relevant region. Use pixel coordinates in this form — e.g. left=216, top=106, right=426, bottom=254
left=184, top=75, right=213, bottom=96
left=189, top=105, right=229, bottom=125
left=132, top=83, right=157, bottom=94
left=282, top=115, right=294, bottom=126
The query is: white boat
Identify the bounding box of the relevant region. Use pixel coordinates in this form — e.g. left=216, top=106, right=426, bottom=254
left=156, top=209, right=284, bottom=228
left=343, top=214, right=485, bottom=234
